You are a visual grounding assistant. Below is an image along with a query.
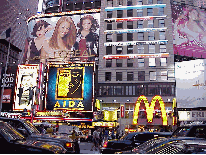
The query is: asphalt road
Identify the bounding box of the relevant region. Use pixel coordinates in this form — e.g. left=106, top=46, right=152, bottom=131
left=79, top=142, right=100, bottom=154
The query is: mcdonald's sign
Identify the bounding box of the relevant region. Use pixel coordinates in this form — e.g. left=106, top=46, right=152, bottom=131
left=133, top=95, right=168, bottom=125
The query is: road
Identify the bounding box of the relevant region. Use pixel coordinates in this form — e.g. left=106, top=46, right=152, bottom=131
left=79, top=142, right=100, bottom=154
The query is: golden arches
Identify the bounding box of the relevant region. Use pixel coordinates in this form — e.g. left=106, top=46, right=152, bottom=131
left=133, top=95, right=168, bottom=125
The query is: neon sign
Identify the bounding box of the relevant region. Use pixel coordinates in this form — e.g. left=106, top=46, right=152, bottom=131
left=133, top=95, right=168, bottom=125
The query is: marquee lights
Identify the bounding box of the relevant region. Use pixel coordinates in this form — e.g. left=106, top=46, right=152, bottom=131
left=105, top=4, right=166, bottom=11
left=104, top=27, right=167, bottom=34
left=27, top=9, right=101, bottom=23
left=104, top=16, right=167, bottom=22
left=133, top=95, right=168, bottom=125
left=104, top=40, right=168, bottom=46
left=103, top=53, right=169, bottom=59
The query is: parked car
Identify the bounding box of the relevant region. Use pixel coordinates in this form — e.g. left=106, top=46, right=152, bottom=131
left=0, top=117, right=80, bottom=154
left=0, top=121, right=66, bottom=154
left=100, top=131, right=172, bottom=154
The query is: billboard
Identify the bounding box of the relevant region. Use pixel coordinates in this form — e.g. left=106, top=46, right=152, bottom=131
left=172, top=4, right=206, bottom=58
left=175, top=59, right=206, bottom=108
left=14, top=65, right=39, bottom=111
left=23, top=13, right=100, bottom=64
left=46, top=63, right=95, bottom=112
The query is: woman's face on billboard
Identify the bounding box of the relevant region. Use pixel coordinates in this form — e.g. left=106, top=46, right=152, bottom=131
left=36, top=25, right=46, bottom=38
left=58, top=21, right=70, bottom=38
left=82, top=19, right=92, bottom=31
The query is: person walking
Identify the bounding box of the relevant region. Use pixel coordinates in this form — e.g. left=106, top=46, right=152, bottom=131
left=91, top=128, right=100, bottom=151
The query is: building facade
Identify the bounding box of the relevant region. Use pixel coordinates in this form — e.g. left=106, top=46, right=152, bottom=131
left=97, top=0, right=175, bottom=130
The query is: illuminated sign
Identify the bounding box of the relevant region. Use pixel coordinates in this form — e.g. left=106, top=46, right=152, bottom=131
left=104, top=40, right=168, bottom=46
left=103, top=110, right=117, bottom=121
left=25, top=13, right=100, bottom=64
left=13, top=64, right=39, bottom=111
left=105, top=4, right=166, bottom=11
left=47, top=63, right=94, bottom=112
left=92, top=122, right=117, bottom=127
left=121, top=105, right=124, bottom=118
left=104, top=16, right=167, bottom=22
left=103, top=53, right=169, bottom=59
left=104, top=27, right=167, bottom=34
left=133, top=95, right=168, bottom=125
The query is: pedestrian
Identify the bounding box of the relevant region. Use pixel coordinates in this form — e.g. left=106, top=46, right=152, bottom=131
left=91, top=128, right=100, bottom=151
left=71, top=128, right=80, bottom=154
left=104, top=129, right=109, bottom=141
left=116, top=126, right=120, bottom=139
left=111, top=129, right=115, bottom=139
left=99, top=128, right=103, bottom=147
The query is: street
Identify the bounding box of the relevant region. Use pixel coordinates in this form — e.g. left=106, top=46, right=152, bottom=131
left=79, top=142, right=100, bottom=154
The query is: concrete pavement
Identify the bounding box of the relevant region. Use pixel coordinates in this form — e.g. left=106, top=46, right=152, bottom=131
left=79, top=142, right=100, bottom=154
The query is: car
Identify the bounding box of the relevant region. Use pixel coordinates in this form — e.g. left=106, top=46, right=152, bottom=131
left=100, top=131, right=172, bottom=154
left=0, top=117, right=80, bottom=154
left=0, top=121, right=67, bottom=154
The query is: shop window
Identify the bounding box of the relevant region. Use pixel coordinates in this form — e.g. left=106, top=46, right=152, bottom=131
left=106, top=46, right=112, bottom=55
left=117, top=10, right=123, bottom=18
left=160, top=44, right=166, bottom=53
left=137, top=45, right=144, bottom=54
left=127, top=45, right=133, bottom=54
left=138, top=32, right=144, bottom=40
left=127, top=33, right=133, bottom=41
left=127, top=21, right=133, bottom=29
left=149, top=58, right=156, bottom=67
left=138, top=58, right=144, bottom=67
left=117, top=22, right=123, bottom=29
left=147, top=8, right=153, bottom=16
left=148, top=20, right=153, bottom=28
left=127, top=10, right=133, bottom=17
left=160, top=58, right=167, bottom=66
left=127, top=59, right=133, bottom=67
left=159, top=31, right=166, bottom=40
left=106, top=59, right=112, bottom=67
left=116, top=46, right=123, bottom=54
left=148, top=31, right=155, bottom=41
left=106, top=34, right=112, bottom=42
left=138, top=71, right=145, bottom=81
left=149, top=44, right=155, bottom=53
left=116, top=59, right=123, bottom=67
left=116, top=72, right=122, bottom=81
left=127, top=72, right=134, bottom=81
left=137, top=9, right=143, bottom=17
left=107, top=11, right=112, bottom=18
left=137, top=20, right=143, bottom=28
left=107, top=23, right=112, bottom=30
left=117, top=34, right=123, bottom=41
left=105, top=72, right=111, bottom=81
left=161, top=71, right=167, bottom=80
left=159, top=19, right=165, bottom=28
left=149, top=71, right=156, bottom=81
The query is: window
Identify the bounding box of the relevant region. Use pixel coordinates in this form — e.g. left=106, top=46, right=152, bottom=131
left=161, top=71, right=167, bottom=80
left=107, top=23, right=112, bottom=30
left=159, top=31, right=166, bottom=40
left=116, top=46, right=123, bottom=54
left=106, top=46, right=112, bottom=55
left=147, top=8, right=153, bottom=16
left=107, top=0, right=113, bottom=7
left=127, top=45, right=133, bottom=54
left=127, top=72, right=134, bottom=81
left=137, top=20, right=143, bottom=28
left=126, top=86, right=135, bottom=96
left=137, top=0, right=143, bottom=5
left=118, top=0, right=123, bottom=6
left=136, top=46, right=143, bottom=55
left=148, top=85, right=156, bottom=95
left=128, top=0, right=132, bottom=5
left=148, top=0, right=153, bottom=4
left=149, top=44, right=155, bottom=53
left=106, top=59, right=112, bottom=67
left=116, top=72, right=122, bottom=81
left=127, top=33, right=133, bottom=41
left=117, top=34, right=123, bottom=41
left=114, top=86, right=124, bottom=95
left=127, top=10, right=133, bottom=17
left=149, top=58, right=156, bottom=67
left=75, top=2, right=82, bottom=10
left=125, top=104, right=134, bottom=118
left=105, top=72, right=111, bottom=81
left=159, top=19, right=165, bottom=28
left=160, top=45, right=166, bottom=53
left=148, top=32, right=155, bottom=41
left=160, top=58, right=167, bottom=66
left=106, top=34, right=112, bottom=42
left=94, top=0, right=101, bottom=8
left=127, top=59, right=133, bottom=67
left=137, top=9, right=143, bottom=17
left=158, top=7, right=164, bottom=16
left=138, top=32, right=144, bottom=40
left=107, top=11, right=112, bottom=18
left=127, top=21, right=133, bottom=29
left=117, top=10, right=123, bottom=18
left=148, top=20, right=153, bottom=28
left=157, top=0, right=163, bottom=4
left=149, top=71, right=156, bottom=81
left=84, top=2, right=92, bottom=9
left=117, top=22, right=123, bottom=29
left=138, top=71, right=145, bottom=81
left=116, top=59, right=123, bottom=67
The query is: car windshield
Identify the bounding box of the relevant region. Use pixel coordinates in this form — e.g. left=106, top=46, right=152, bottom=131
left=120, top=133, right=135, bottom=140
left=0, top=122, right=24, bottom=142
left=23, top=121, right=40, bottom=134
left=172, top=127, right=190, bottom=137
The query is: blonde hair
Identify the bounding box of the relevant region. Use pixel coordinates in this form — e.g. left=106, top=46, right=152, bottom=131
left=49, top=16, right=77, bottom=50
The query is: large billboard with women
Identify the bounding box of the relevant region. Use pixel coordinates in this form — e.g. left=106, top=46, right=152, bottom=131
left=172, top=4, right=206, bottom=58
left=23, top=13, right=100, bottom=64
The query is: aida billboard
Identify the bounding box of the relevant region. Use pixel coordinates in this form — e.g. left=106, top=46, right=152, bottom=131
left=14, top=64, right=39, bottom=111
left=23, top=13, right=100, bottom=64
left=172, top=4, right=206, bottom=58
left=175, top=59, right=206, bottom=108
left=46, top=63, right=94, bottom=112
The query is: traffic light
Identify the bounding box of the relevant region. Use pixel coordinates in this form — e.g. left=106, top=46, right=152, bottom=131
left=17, top=87, right=23, bottom=105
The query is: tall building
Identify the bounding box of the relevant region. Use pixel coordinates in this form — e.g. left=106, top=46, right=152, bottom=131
left=98, top=0, right=175, bottom=131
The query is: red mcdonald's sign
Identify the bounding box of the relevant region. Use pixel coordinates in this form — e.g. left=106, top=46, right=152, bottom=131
left=121, top=105, right=124, bottom=118
left=133, top=95, right=168, bottom=125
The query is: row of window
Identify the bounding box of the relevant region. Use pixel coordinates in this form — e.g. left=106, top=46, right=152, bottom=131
left=105, top=70, right=169, bottom=82
left=107, top=8, right=164, bottom=18
left=107, top=0, right=164, bottom=7
left=98, top=82, right=175, bottom=96
left=106, top=44, right=167, bottom=55
left=106, top=31, right=166, bottom=42
left=106, top=57, right=167, bottom=68
left=107, top=19, right=165, bottom=30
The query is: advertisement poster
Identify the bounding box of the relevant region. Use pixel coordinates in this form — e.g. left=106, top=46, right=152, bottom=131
left=172, top=4, right=206, bottom=58
left=47, top=63, right=94, bottom=111
left=24, top=13, right=100, bottom=64
left=14, top=65, right=39, bottom=111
